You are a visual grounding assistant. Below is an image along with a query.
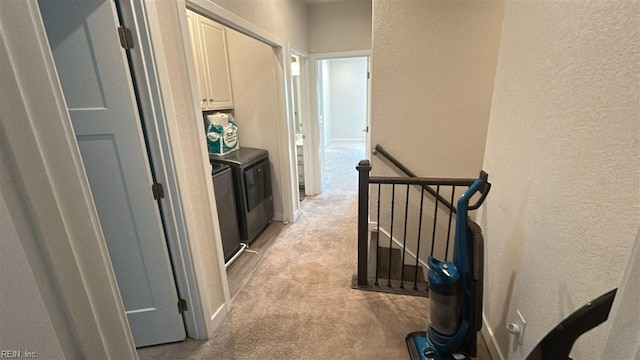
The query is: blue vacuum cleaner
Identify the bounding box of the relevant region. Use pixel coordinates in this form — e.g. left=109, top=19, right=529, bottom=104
left=407, top=176, right=489, bottom=360
left=407, top=174, right=619, bottom=359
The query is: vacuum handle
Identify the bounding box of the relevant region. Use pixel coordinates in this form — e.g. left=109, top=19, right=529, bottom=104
left=468, top=170, right=491, bottom=211
left=526, top=288, right=617, bottom=360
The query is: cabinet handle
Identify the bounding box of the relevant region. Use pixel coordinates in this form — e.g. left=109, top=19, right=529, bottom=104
left=209, top=98, right=214, bottom=103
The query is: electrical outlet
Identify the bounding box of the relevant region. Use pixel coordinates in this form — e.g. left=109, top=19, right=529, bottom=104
left=506, top=309, right=527, bottom=346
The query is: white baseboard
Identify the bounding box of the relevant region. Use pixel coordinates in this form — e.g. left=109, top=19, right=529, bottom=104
left=208, top=303, right=228, bottom=338
left=293, top=209, right=302, bottom=222
left=482, top=313, right=505, bottom=360
left=326, top=138, right=366, bottom=145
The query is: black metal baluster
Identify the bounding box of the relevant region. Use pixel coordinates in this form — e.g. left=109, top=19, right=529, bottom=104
left=387, top=184, right=396, bottom=287
left=414, top=187, right=425, bottom=290
left=400, top=184, right=410, bottom=288
left=430, top=186, right=441, bottom=257
left=375, top=184, right=381, bottom=286
left=444, top=186, right=456, bottom=261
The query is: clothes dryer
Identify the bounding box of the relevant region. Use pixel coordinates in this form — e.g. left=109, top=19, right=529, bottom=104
left=210, top=147, right=274, bottom=243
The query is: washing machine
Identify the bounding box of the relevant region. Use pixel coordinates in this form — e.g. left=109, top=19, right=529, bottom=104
left=211, top=163, right=242, bottom=262
left=210, top=147, right=274, bottom=243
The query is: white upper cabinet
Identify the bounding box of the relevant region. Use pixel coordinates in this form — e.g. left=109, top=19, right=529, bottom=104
left=187, top=10, right=234, bottom=110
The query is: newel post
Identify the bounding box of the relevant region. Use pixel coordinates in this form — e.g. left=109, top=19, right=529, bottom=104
left=356, top=160, right=372, bottom=287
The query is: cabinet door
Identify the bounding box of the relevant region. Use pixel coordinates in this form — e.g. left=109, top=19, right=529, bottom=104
left=199, top=17, right=234, bottom=109
left=186, top=10, right=208, bottom=110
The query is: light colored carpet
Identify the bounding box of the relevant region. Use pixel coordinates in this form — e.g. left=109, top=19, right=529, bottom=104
left=138, top=142, right=490, bottom=359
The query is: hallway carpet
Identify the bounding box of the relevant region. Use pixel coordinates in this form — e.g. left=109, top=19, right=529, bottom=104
left=138, top=142, right=490, bottom=359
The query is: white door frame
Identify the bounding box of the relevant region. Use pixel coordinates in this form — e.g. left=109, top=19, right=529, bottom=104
left=184, top=0, right=298, bottom=226
left=290, top=48, right=310, bottom=220
left=31, top=0, right=215, bottom=345
left=116, top=0, right=207, bottom=340
left=308, top=50, right=372, bottom=195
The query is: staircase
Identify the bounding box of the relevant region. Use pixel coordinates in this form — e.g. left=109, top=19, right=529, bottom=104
left=364, top=231, right=429, bottom=296
left=353, top=231, right=429, bottom=297
left=352, top=145, right=491, bottom=297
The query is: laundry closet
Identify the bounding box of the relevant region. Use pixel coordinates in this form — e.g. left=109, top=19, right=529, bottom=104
left=186, top=9, right=284, bottom=266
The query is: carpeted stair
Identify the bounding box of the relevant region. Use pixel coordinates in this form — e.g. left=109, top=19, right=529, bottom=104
left=366, top=231, right=429, bottom=296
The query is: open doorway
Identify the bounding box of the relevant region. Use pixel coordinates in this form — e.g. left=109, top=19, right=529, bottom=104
left=291, top=54, right=308, bottom=201
left=317, top=56, right=369, bottom=192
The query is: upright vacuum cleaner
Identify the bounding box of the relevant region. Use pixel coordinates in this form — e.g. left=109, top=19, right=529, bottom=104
left=406, top=175, right=620, bottom=360
left=407, top=175, right=490, bottom=360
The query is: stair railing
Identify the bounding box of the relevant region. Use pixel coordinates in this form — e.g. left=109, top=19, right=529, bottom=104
left=353, top=147, right=490, bottom=296
left=373, top=144, right=490, bottom=213
left=374, top=144, right=458, bottom=213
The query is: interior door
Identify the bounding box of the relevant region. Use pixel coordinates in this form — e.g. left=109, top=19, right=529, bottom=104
left=38, top=0, right=186, bottom=347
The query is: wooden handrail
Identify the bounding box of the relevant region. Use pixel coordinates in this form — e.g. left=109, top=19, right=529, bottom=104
left=373, top=144, right=459, bottom=213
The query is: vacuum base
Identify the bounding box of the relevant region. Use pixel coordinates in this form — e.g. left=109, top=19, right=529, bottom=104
left=406, top=332, right=471, bottom=360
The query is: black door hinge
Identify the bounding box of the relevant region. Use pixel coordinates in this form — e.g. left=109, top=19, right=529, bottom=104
left=178, top=298, right=188, bottom=313
left=117, top=26, right=134, bottom=50
left=152, top=183, right=165, bottom=200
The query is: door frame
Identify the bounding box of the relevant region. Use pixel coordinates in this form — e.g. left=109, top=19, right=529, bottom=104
left=116, top=0, right=206, bottom=340
left=308, top=50, right=372, bottom=195
left=183, top=0, right=298, bottom=225
left=290, top=48, right=310, bottom=219
left=32, top=0, right=210, bottom=345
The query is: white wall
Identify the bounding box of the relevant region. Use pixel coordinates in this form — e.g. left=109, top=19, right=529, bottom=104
left=226, top=27, right=285, bottom=220
left=0, top=192, right=65, bottom=360
left=308, top=0, right=372, bottom=53
left=326, top=57, right=368, bottom=142
left=370, top=0, right=505, bottom=179
left=480, top=1, right=639, bottom=359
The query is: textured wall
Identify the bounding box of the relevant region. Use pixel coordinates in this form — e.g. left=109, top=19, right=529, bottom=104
left=369, top=0, right=505, bottom=290
left=480, top=1, right=640, bottom=358
left=308, top=0, right=372, bottom=53
left=371, top=0, right=505, bottom=179
left=601, top=229, right=640, bottom=359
